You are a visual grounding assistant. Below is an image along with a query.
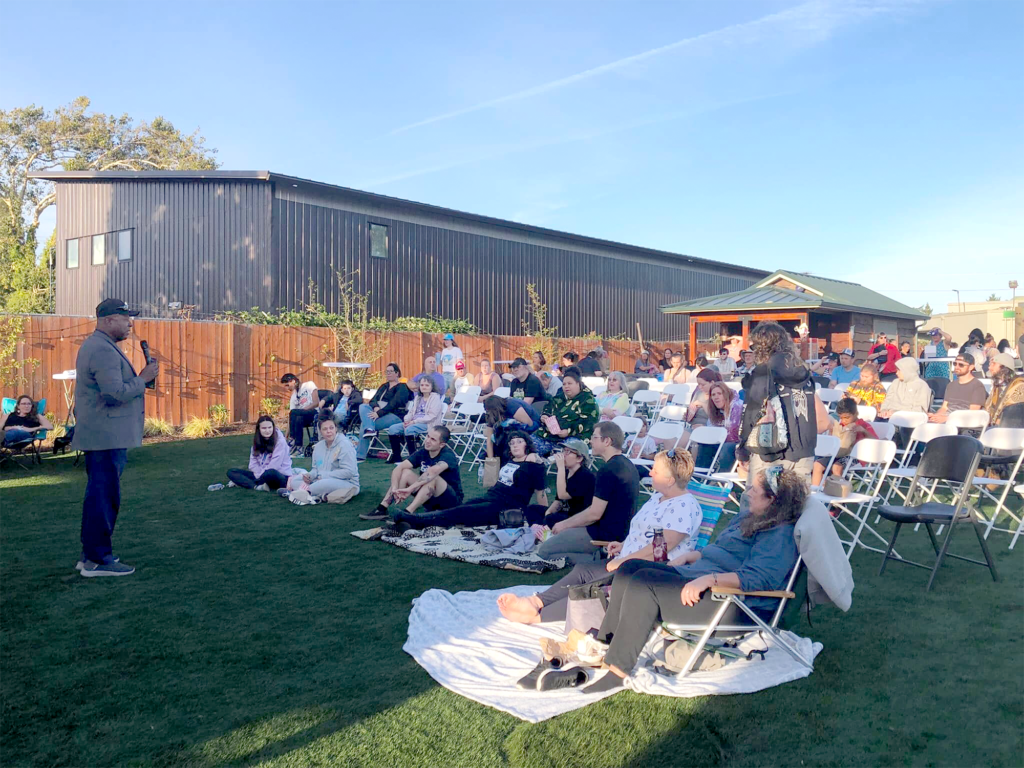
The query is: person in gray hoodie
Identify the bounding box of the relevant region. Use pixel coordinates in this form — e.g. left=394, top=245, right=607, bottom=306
left=879, top=357, right=932, bottom=419
left=284, top=411, right=360, bottom=503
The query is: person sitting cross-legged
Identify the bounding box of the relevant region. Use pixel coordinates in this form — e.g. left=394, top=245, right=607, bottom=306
left=283, top=412, right=360, bottom=503
left=391, top=431, right=546, bottom=531
left=361, top=425, right=464, bottom=520
left=226, top=415, right=293, bottom=491
left=538, top=466, right=807, bottom=693
left=536, top=421, right=640, bottom=564
left=498, top=448, right=703, bottom=625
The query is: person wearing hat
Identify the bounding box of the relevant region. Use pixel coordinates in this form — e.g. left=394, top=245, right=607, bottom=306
left=985, top=352, right=1024, bottom=426
left=447, top=359, right=471, bottom=400
left=524, top=438, right=596, bottom=527
left=437, top=334, right=463, bottom=396
left=929, top=351, right=987, bottom=424
left=72, top=299, right=159, bottom=577
left=829, top=348, right=861, bottom=388
left=923, top=328, right=952, bottom=380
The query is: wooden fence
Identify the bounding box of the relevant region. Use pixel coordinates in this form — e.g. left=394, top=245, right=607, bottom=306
left=4, top=315, right=686, bottom=426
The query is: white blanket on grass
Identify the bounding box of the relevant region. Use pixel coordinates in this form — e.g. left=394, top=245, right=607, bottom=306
left=405, top=586, right=823, bottom=723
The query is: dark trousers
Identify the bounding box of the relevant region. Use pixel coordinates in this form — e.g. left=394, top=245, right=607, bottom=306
left=288, top=409, right=317, bottom=446
left=226, top=467, right=290, bottom=490
left=81, top=449, right=128, bottom=564
left=536, top=561, right=611, bottom=622
left=524, top=503, right=569, bottom=527
left=597, top=560, right=759, bottom=674
left=395, top=498, right=504, bottom=530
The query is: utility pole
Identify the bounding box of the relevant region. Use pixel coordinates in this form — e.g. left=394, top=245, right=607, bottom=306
left=953, top=289, right=962, bottom=313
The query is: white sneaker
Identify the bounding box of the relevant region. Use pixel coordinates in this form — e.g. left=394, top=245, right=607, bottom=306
left=254, top=483, right=269, bottom=492
left=227, top=481, right=237, bottom=488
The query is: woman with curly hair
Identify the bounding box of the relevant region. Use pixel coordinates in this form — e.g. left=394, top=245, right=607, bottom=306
left=536, top=466, right=808, bottom=692
left=844, top=362, right=887, bottom=410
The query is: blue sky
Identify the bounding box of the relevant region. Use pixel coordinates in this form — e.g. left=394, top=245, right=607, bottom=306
left=2, top=0, right=1021, bottom=314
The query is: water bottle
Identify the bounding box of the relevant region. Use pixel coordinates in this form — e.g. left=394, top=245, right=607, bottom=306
left=651, top=527, right=667, bottom=562
left=207, top=483, right=225, bottom=492
left=478, top=464, right=485, bottom=485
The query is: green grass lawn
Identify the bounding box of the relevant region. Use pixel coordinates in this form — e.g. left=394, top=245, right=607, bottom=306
left=2, top=435, right=1022, bottom=767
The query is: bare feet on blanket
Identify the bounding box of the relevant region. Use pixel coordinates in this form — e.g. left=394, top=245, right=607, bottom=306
left=497, top=593, right=543, bottom=624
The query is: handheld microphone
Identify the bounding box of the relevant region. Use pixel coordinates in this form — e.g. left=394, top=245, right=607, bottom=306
left=140, top=340, right=156, bottom=389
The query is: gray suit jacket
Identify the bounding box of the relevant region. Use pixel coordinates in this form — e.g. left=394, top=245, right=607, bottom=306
left=71, top=330, right=146, bottom=451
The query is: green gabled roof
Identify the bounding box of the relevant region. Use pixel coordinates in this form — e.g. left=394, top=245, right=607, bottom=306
left=659, top=270, right=928, bottom=321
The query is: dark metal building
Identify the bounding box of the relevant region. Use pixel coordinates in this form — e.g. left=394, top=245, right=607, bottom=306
left=32, top=170, right=767, bottom=337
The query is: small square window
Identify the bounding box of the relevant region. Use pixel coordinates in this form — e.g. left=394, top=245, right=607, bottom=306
left=66, top=239, right=79, bottom=269
left=117, top=230, right=132, bottom=262
left=369, top=223, right=388, bottom=259
left=92, top=234, right=105, bottom=265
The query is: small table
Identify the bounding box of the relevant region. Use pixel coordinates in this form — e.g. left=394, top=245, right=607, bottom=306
left=324, top=362, right=371, bottom=387
left=52, top=370, right=76, bottom=425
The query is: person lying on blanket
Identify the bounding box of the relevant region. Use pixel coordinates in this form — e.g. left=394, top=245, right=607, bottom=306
left=497, top=448, right=703, bottom=624
left=391, top=431, right=548, bottom=532
left=534, top=466, right=807, bottom=693
left=360, top=425, right=464, bottom=521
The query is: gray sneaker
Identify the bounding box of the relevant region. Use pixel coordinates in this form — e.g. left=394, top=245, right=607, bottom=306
left=80, top=560, right=135, bottom=578
left=76, top=555, right=119, bottom=571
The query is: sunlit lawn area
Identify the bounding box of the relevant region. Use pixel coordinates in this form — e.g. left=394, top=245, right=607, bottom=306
left=1, top=435, right=1022, bottom=767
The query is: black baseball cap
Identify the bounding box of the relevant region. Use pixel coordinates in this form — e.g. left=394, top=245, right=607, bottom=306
left=96, top=299, right=140, bottom=318
left=511, top=357, right=529, bottom=368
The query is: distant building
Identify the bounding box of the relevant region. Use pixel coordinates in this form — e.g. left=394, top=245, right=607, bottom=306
left=929, top=298, right=1024, bottom=347
left=31, top=170, right=767, bottom=338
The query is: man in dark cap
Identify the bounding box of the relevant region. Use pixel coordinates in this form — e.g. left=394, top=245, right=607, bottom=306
left=73, top=299, right=159, bottom=577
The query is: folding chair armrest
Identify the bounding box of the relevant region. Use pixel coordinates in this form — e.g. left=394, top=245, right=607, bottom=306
left=712, top=586, right=796, bottom=599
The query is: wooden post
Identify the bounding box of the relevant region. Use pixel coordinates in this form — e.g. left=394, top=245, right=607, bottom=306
left=741, top=317, right=750, bottom=351
left=689, top=316, right=698, bottom=364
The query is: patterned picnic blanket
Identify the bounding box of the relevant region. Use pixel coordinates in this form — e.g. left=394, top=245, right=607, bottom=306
left=351, top=525, right=568, bottom=573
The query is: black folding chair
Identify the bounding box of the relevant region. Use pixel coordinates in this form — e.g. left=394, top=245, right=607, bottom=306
left=876, top=434, right=998, bottom=591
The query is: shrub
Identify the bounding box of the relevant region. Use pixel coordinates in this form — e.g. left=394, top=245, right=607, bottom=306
left=144, top=417, right=175, bottom=437
left=182, top=417, right=217, bottom=439
left=208, top=404, right=230, bottom=426
left=259, top=397, right=282, bottom=416
left=44, top=412, right=66, bottom=440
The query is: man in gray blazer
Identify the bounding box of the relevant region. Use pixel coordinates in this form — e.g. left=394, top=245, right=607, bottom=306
left=73, top=299, right=158, bottom=577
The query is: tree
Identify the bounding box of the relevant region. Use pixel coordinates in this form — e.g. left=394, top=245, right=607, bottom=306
left=0, top=314, right=38, bottom=389
left=521, top=283, right=558, bottom=364
left=0, top=97, right=218, bottom=312
left=916, top=302, right=932, bottom=317
left=987, top=294, right=1001, bottom=301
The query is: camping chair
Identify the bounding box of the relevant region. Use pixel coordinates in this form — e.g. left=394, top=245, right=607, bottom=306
left=1, top=397, right=48, bottom=468
left=811, top=438, right=897, bottom=558
left=686, top=426, right=727, bottom=482
left=971, top=428, right=1024, bottom=547
left=876, top=435, right=998, bottom=591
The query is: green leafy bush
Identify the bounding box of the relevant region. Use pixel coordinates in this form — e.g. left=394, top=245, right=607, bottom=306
left=182, top=417, right=217, bottom=439
left=217, top=307, right=477, bottom=334
left=259, top=397, right=282, bottom=417
left=208, top=404, right=230, bottom=427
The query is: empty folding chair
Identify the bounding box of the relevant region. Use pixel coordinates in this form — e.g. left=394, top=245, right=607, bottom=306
left=630, top=421, right=685, bottom=486
left=612, top=415, right=643, bottom=454
left=448, top=402, right=485, bottom=464
left=457, top=385, right=481, bottom=399
left=665, top=383, right=695, bottom=406
left=582, top=376, right=605, bottom=391
left=653, top=404, right=688, bottom=428
left=725, top=381, right=743, bottom=393
left=946, top=409, right=990, bottom=435
left=856, top=405, right=877, bottom=423
left=880, top=423, right=957, bottom=508
left=876, top=435, right=998, bottom=591
left=628, top=389, right=662, bottom=420
left=817, top=389, right=844, bottom=411
left=591, top=384, right=607, bottom=397
left=972, top=427, right=1024, bottom=547
left=834, top=382, right=850, bottom=393
left=494, top=386, right=511, bottom=399
left=811, top=438, right=898, bottom=558
left=869, top=421, right=895, bottom=441
left=686, top=426, right=727, bottom=481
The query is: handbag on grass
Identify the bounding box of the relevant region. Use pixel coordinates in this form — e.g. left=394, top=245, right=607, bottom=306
left=746, top=367, right=789, bottom=454
left=482, top=457, right=500, bottom=488
left=565, top=575, right=614, bottom=636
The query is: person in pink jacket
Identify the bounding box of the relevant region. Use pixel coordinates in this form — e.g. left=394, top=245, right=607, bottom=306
left=385, top=376, right=444, bottom=462
left=226, top=415, right=293, bottom=490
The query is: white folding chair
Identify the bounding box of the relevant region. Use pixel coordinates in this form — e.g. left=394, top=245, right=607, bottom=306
left=591, top=384, right=607, bottom=397
left=725, top=381, right=743, bottom=393
left=980, top=378, right=993, bottom=395
left=653, top=404, right=688, bottom=428
left=630, top=422, right=685, bottom=479
left=857, top=405, right=877, bottom=422
left=501, top=373, right=515, bottom=382
left=881, top=381, right=892, bottom=391
left=817, top=389, right=844, bottom=411
left=834, top=382, right=850, bottom=393
left=686, top=425, right=727, bottom=481
left=887, top=411, right=929, bottom=466
left=972, top=427, right=1024, bottom=547
left=457, top=385, right=481, bottom=399
left=628, top=389, right=662, bottom=419
left=442, top=391, right=477, bottom=427
left=647, top=380, right=668, bottom=393
left=448, top=402, right=485, bottom=464
left=811, top=438, right=898, bottom=558
left=494, top=386, right=511, bottom=399
left=946, top=409, right=990, bottom=435
left=612, top=415, right=643, bottom=454
left=582, top=376, right=605, bottom=391
left=662, top=383, right=693, bottom=402
left=870, top=421, right=895, bottom=441
left=1014, top=485, right=1024, bottom=549
left=811, top=434, right=842, bottom=492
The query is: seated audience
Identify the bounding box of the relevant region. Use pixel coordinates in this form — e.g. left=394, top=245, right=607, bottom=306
left=1, top=395, right=52, bottom=446
left=524, top=438, right=595, bottom=527
left=384, top=376, right=444, bottom=463
left=391, top=431, right=546, bottom=531
left=996, top=338, right=1017, bottom=358
left=735, top=349, right=754, bottom=377
left=539, top=370, right=563, bottom=399
left=531, top=351, right=548, bottom=374
left=712, top=347, right=737, bottom=379
left=331, top=379, right=362, bottom=432
left=356, top=363, right=412, bottom=461
left=659, top=348, right=673, bottom=372
left=554, top=351, right=579, bottom=376
left=498, top=448, right=703, bottom=624
left=829, top=348, right=861, bottom=388
left=867, top=333, right=900, bottom=381
left=664, top=353, right=692, bottom=385
left=596, top=371, right=630, bottom=421
left=412, top=356, right=446, bottom=395
left=532, top=367, right=599, bottom=456
left=281, top=372, right=320, bottom=455
left=509, top=358, right=547, bottom=406
left=707, top=382, right=743, bottom=470
left=362, top=425, right=463, bottom=520
left=961, top=329, right=986, bottom=375
left=844, top=362, right=887, bottom=410
left=923, top=328, right=952, bottom=379
left=878, top=357, right=932, bottom=418
left=284, top=412, right=360, bottom=503
left=561, top=467, right=806, bottom=694
left=899, top=340, right=913, bottom=359
left=985, top=353, right=1024, bottom=426
left=634, top=349, right=660, bottom=376
left=577, top=351, right=603, bottom=377
left=812, top=397, right=877, bottom=487
left=483, top=395, right=542, bottom=459
left=929, top=352, right=987, bottom=423
left=536, top=421, right=640, bottom=563
left=447, top=360, right=472, bottom=400
left=475, top=359, right=503, bottom=398
left=226, top=415, right=293, bottom=490
left=684, top=368, right=723, bottom=429
left=809, top=353, right=838, bottom=380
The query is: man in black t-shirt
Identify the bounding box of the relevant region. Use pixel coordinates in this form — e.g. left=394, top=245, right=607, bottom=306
left=509, top=358, right=546, bottom=406
left=361, top=426, right=463, bottom=520
left=536, top=422, right=639, bottom=564
left=577, top=351, right=603, bottom=377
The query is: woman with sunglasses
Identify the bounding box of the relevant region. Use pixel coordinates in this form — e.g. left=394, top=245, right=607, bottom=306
left=536, top=466, right=808, bottom=693
left=867, top=333, right=900, bottom=381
